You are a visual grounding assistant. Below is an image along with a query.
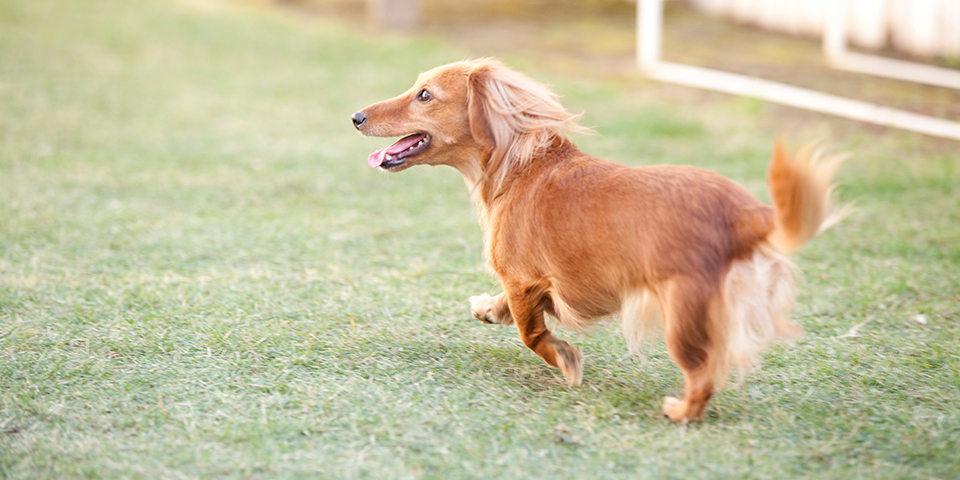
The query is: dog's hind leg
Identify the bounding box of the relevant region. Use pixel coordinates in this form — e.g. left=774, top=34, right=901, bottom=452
left=660, top=276, right=723, bottom=422
left=504, top=283, right=583, bottom=387
left=469, top=292, right=514, bottom=325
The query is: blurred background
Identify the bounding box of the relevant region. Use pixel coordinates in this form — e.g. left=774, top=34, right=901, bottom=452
left=276, top=0, right=960, bottom=130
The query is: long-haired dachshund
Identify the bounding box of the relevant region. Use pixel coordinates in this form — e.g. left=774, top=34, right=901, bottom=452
left=351, top=59, right=845, bottom=422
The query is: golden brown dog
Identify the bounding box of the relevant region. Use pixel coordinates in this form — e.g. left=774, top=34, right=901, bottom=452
left=351, top=59, right=845, bottom=422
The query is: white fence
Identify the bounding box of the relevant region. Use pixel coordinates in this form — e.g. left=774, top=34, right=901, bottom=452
left=688, top=0, right=960, bottom=58
left=638, top=0, right=960, bottom=141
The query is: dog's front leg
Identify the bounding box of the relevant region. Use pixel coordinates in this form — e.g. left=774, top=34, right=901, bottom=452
left=504, top=286, right=583, bottom=387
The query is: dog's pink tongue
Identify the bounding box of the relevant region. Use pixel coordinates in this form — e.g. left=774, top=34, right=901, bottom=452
left=367, top=148, right=387, bottom=168
left=366, top=134, right=425, bottom=168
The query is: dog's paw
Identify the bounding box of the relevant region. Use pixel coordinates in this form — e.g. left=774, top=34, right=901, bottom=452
left=469, top=294, right=496, bottom=324
left=554, top=341, right=583, bottom=387
left=662, top=396, right=690, bottom=423
left=469, top=293, right=511, bottom=325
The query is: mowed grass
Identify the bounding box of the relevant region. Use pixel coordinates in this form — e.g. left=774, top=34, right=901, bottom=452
left=1, top=0, right=959, bottom=478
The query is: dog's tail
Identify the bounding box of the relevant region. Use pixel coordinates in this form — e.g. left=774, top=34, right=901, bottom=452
left=714, top=142, right=848, bottom=384
left=766, top=141, right=849, bottom=254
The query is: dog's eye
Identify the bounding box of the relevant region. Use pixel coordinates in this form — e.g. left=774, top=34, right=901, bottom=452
left=417, top=89, right=433, bottom=103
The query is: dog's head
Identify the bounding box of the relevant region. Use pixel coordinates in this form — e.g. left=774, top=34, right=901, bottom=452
left=352, top=59, right=588, bottom=181
left=352, top=61, right=475, bottom=172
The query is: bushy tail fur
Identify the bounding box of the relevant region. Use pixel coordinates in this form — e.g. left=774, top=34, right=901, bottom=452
left=716, top=142, right=848, bottom=383
left=766, top=141, right=850, bottom=253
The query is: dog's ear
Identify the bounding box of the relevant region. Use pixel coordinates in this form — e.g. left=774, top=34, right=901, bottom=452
left=467, top=65, right=496, bottom=148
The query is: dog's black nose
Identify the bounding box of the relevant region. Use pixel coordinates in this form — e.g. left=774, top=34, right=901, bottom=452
left=351, top=111, right=367, bottom=129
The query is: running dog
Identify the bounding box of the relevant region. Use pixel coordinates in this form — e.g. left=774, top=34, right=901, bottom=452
left=351, top=59, right=845, bottom=422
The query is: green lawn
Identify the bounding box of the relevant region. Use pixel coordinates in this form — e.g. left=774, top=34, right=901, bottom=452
left=1, top=0, right=958, bottom=478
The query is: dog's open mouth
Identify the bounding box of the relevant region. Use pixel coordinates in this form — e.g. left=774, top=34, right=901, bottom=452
left=367, top=133, right=432, bottom=169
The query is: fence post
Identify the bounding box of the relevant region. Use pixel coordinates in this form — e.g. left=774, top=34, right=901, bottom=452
left=366, top=0, right=420, bottom=29
left=637, top=0, right=664, bottom=73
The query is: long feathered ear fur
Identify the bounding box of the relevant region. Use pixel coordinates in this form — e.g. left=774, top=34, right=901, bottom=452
left=466, top=59, right=591, bottom=191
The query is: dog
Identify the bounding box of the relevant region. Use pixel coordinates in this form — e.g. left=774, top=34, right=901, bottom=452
left=351, top=59, right=845, bottom=422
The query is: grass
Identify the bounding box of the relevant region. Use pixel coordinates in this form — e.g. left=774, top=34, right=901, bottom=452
left=1, top=0, right=959, bottom=478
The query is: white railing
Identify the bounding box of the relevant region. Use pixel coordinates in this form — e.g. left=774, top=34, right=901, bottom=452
left=637, top=0, right=960, bottom=141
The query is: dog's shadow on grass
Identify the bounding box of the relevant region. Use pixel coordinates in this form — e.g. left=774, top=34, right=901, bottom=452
left=355, top=328, right=678, bottom=413
left=311, top=320, right=766, bottom=422
left=339, top=323, right=781, bottom=422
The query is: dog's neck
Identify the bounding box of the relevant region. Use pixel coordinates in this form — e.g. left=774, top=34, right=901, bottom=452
left=453, top=147, right=491, bottom=196
left=466, top=137, right=578, bottom=216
